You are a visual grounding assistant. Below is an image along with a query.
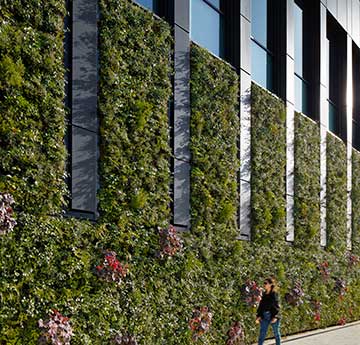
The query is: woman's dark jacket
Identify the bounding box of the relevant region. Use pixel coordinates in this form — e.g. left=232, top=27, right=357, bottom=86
left=256, top=291, right=281, bottom=319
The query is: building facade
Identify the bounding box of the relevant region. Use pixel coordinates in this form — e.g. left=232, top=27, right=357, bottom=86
left=1, top=0, right=360, bottom=343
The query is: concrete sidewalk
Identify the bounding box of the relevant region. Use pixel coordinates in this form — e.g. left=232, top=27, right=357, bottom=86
left=255, top=321, right=360, bottom=345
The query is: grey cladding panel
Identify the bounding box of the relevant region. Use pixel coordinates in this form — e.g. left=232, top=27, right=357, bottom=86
left=352, top=0, right=360, bottom=45
left=174, top=0, right=190, bottom=32
left=72, top=0, right=98, bottom=132
left=173, top=158, right=190, bottom=227
left=71, top=127, right=97, bottom=212
left=337, top=0, right=348, bottom=30
left=241, top=0, right=251, bottom=21
left=327, top=0, right=337, bottom=17
left=174, top=25, right=191, bottom=162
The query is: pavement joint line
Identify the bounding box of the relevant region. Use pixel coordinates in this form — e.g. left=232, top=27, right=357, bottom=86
left=253, top=320, right=360, bottom=345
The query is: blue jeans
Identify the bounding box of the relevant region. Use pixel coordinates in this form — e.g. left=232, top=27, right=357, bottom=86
left=258, top=311, right=281, bottom=345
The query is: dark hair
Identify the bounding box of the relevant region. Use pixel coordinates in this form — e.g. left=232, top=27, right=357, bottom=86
left=264, top=277, right=278, bottom=292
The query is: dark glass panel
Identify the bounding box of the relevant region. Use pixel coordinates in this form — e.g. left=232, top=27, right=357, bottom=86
left=295, top=75, right=309, bottom=115
left=328, top=101, right=337, bottom=134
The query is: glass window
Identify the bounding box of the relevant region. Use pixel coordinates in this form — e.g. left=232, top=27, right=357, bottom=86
left=295, top=75, right=309, bottom=114
left=251, top=0, right=267, bottom=47
left=136, top=0, right=156, bottom=11
left=251, top=40, right=273, bottom=91
left=294, top=3, right=303, bottom=76
left=251, top=0, right=274, bottom=92
left=328, top=102, right=337, bottom=133
left=190, top=0, right=224, bottom=58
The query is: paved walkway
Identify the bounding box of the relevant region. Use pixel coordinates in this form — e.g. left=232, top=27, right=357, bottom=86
left=254, top=321, right=360, bottom=345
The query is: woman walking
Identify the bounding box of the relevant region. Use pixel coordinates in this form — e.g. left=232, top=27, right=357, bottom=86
left=256, top=277, right=281, bottom=345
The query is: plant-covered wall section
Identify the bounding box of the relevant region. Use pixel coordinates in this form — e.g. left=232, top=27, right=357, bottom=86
left=0, top=1, right=67, bottom=215
left=190, top=44, right=239, bottom=239
left=294, top=112, right=320, bottom=248
left=326, top=134, right=347, bottom=254
left=352, top=149, right=360, bottom=255
left=189, top=43, right=241, bottom=343
left=98, top=0, right=172, bottom=232
left=251, top=84, right=286, bottom=244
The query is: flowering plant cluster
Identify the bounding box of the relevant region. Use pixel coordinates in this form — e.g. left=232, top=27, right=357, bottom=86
left=95, top=250, right=129, bottom=284
left=111, top=333, right=138, bottom=345
left=226, top=321, right=245, bottom=345
left=317, top=261, right=330, bottom=281
left=334, top=278, right=347, bottom=298
left=241, top=280, right=263, bottom=308
left=311, top=300, right=322, bottom=322
left=38, top=310, right=73, bottom=345
left=285, top=282, right=305, bottom=306
left=346, top=252, right=360, bottom=268
left=338, top=316, right=347, bottom=326
left=0, top=192, right=16, bottom=235
left=158, top=225, right=182, bottom=258
left=188, top=306, right=213, bottom=341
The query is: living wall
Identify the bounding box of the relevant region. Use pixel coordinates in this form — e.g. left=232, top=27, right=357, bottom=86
left=1, top=0, right=360, bottom=344
left=352, top=149, right=360, bottom=256
left=250, top=84, right=286, bottom=244
left=293, top=112, right=320, bottom=248
left=326, top=134, right=347, bottom=255
left=0, top=0, right=67, bottom=214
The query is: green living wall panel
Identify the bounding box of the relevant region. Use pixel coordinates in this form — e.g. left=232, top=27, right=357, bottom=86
left=0, top=1, right=67, bottom=215
left=98, top=0, right=172, bottom=230
left=250, top=83, right=286, bottom=244
left=189, top=43, right=241, bottom=344
left=352, top=149, right=360, bottom=255
left=294, top=112, right=320, bottom=248
left=326, top=134, right=347, bottom=254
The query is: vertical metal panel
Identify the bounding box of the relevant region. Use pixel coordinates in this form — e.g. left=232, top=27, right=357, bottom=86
left=320, top=4, right=328, bottom=246
left=70, top=0, right=98, bottom=218
left=287, top=0, right=295, bottom=60
left=174, top=0, right=189, bottom=31
left=71, top=127, right=97, bottom=213
left=173, top=1, right=191, bottom=229
left=352, top=0, right=360, bottom=46
left=327, top=0, right=337, bottom=18
left=347, top=35, right=353, bottom=250
left=241, top=0, right=251, bottom=21
left=240, top=16, right=251, bottom=74
left=72, top=0, right=98, bottom=132
left=337, top=0, right=348, bottom=30
left=285, top=0, right=295, bottom=242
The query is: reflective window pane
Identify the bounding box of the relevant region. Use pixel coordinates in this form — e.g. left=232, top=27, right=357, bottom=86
left=328, top=102, right=337, bottom=133
left=251, top=41, right=273, bottom=91
left=191, top=0, right=223, bottom=57
left=136, top=0, right=154, bottom=11
left=251, top=0, right=267, bottom=47
left=295, top=75, right=309, bottom=115
left=294, top=3, right=303, bottom=76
